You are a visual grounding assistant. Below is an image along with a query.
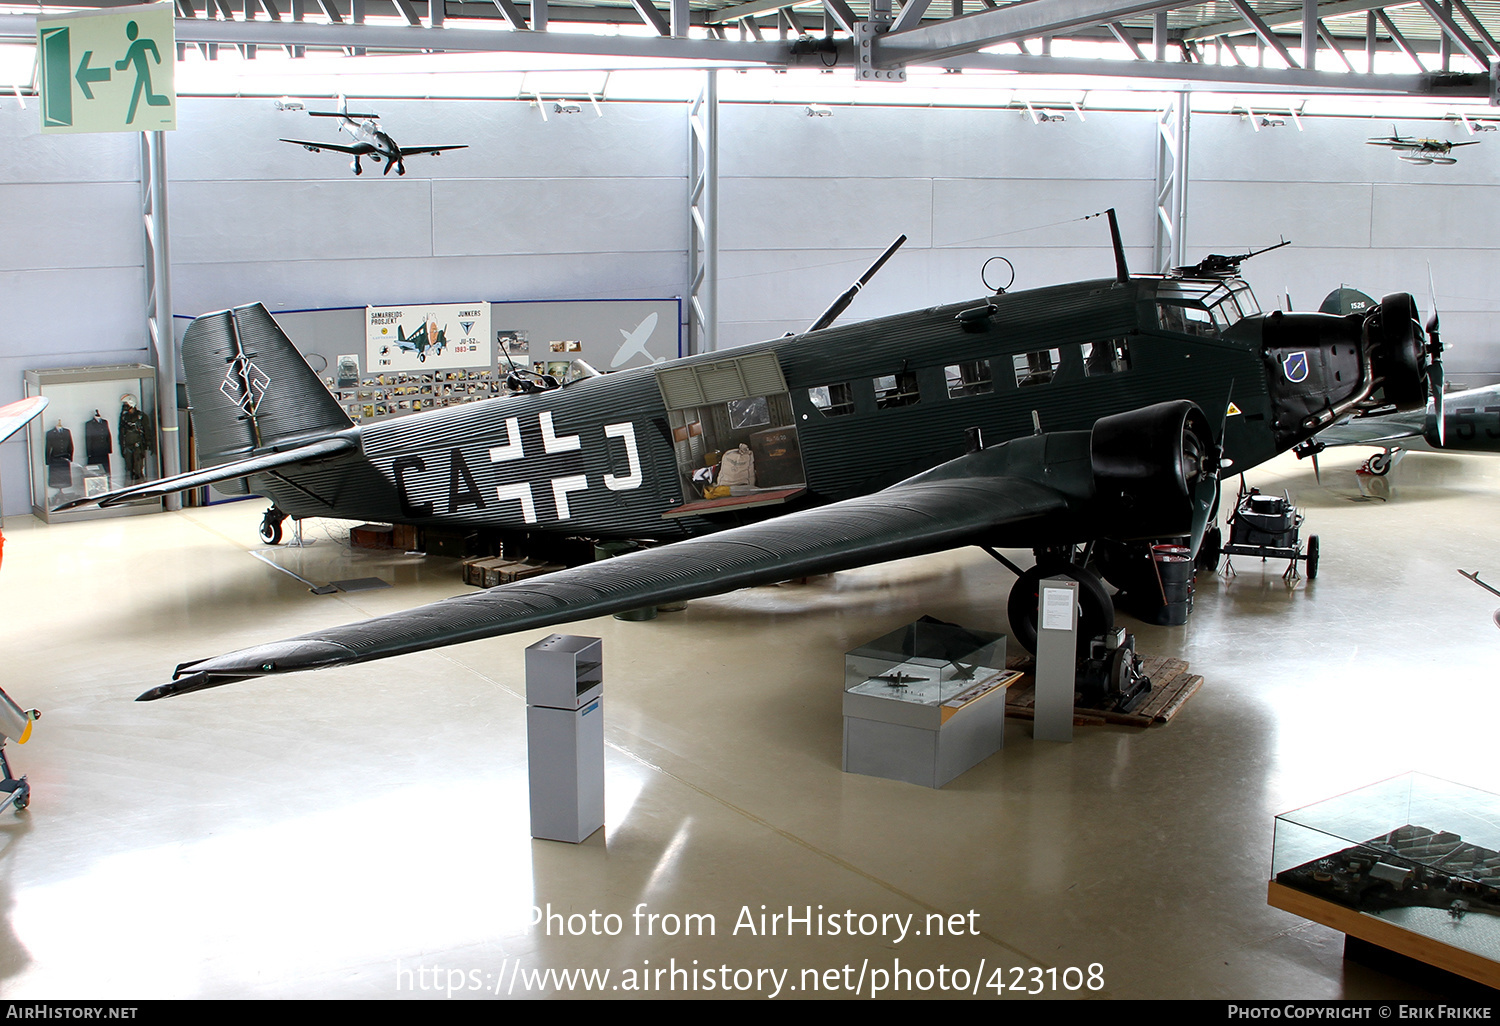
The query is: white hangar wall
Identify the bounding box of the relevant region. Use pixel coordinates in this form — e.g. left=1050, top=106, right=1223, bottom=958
left=714, top=103, right=1159, bottom=348
left=1185, top=112, right=1500, bottom=381
left=1, top=93, right=1498, bottom=515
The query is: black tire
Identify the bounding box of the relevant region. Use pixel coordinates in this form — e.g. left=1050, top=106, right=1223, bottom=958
left=260, top=515, right=284, bottom=546
left=1195, top=526, right=1222, bottom=574
left=1368, top=452, right=1391, bottom=476
left=1305, top=535, right=1320, bottom=580
left=1007, top=563, right=1114, bottom=656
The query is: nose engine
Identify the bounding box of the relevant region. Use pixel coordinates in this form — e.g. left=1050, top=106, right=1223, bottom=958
left=1260, top=291, right=1435, bottom=449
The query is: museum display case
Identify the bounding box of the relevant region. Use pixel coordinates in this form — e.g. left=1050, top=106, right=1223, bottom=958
left=842, top=619, right=1018, bottom=788
left=25, top=365, right=160, bottom=524
left=1269, top=772, right=1500, bottom=986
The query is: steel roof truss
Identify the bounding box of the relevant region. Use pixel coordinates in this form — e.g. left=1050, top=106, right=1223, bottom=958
left=1417, top=0, right=1493, bottom=63
left=875, top=0, right=1187, bottom=65
left=1227, top=0, right=1300, bottom=67
left=1376, top=7, right=1427, bottom=70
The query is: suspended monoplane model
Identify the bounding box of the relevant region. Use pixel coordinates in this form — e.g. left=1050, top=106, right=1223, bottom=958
left=280, top=96, right=467, bottom=176
left=60, top=214, right=1441, bottom=701
left=1366, top=127, right=1479, bottom=165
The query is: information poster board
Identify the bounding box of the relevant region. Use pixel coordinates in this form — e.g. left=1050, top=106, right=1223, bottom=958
left=366, top=302, right=492, bottom=373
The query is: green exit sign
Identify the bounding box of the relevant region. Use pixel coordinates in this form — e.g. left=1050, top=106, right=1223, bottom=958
left=37, top=2, right=175, bottom=134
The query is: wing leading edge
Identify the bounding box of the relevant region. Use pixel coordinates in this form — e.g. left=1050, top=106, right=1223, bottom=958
left=144, top=399, right=1215, bottom=701
left=146, top=452, right=1075, bottom=700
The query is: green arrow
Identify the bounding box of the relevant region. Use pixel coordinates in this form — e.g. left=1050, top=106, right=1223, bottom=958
left=75, top=50, right=110, bottom=100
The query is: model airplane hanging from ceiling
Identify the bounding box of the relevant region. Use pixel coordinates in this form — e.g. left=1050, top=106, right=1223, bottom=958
left=60, top=213, right=1442, bottom=701
left=1366, top=127, right=1479, bottom=165
left=280, top=96, right=467, bottom=176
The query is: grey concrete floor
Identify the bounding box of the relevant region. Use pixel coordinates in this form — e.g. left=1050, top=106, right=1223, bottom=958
left=0, top=445, right=1495, bottom=1000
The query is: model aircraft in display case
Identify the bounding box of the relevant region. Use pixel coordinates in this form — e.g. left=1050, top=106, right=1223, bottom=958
left=280, top=95, right=467, bottom=177
left=59, top=213, right=1444, bottom=700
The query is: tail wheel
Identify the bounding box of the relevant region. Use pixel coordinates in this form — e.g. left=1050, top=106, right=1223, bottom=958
left=1007, top=563, right=1114, bottom=656
left=260, top=508, right=286, bottom=546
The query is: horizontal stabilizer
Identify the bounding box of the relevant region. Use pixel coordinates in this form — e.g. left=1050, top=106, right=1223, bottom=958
left=55, top=434, right=357, bottom=512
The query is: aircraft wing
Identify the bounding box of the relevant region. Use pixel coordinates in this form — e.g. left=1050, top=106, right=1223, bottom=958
left=280, top=138, right=367, bottom=155
left=54, top=434, right=358, bottom=512
left=1314, top=412, right=1425, bottom=449
left=144, top=454, right=1080, bottom=700
left=400, top=145, right=468, bottom=157
left=0, top=396, right=48, bottom=445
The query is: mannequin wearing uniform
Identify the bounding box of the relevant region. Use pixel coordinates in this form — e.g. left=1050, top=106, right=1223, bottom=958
left=84, top=411, right=111, bottom=478
left=118, top=395, right=153, bottom=483
left=45, top=420, right=73, bottom=494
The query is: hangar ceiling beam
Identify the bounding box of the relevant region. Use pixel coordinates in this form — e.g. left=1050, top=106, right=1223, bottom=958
left=936, top=48, right=1486, bottom=93
left=1376, top=7, right=1428, bottom=69
left=873, top=0, right=1186, bottom=64
left=824, top=0, right=858, bottom=34
left=1226, top=0, right=1300, bottom=68
left=1183, top=1, right=1407, bottom=43
left=2, top=15, right=804, bottom=63
left=489, top=0, right=531, bottom=31
left=1417, top=0, right=1494, bottom=64
left=629, top=0, right=672, bottom=35
left=1453, top=0, right=1500, bottom=56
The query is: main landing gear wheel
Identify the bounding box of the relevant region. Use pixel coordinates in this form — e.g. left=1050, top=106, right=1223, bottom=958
left=1196, top=526, right=1222, bottom=574
left=1305, top=535, right=1320, bottom=580
left=259, top=507, right=287, bottom=546
left=1007, top=563, right=1114, bottom=656
left=1362, top=451, right=1393, bottom=476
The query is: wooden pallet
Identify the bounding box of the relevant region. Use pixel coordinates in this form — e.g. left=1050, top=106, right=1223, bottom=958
left=1002, top=653, right=1201, bottom=727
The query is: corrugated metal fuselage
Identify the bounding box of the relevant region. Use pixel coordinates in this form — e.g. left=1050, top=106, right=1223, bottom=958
left=252, top=277, right=1284, bottom=542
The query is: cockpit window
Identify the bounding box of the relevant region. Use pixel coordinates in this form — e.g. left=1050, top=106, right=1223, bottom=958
left=1155, top=279, right=1257, bottom=336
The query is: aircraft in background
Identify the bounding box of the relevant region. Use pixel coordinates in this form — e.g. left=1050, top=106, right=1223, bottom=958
left=1366, top=128, right=1480, bottom=165
left=611, top=313, right=664, bottom=369
left=280, top=96, right=467, bottom=176
left=58, top=214, right=1442, bottom=701
left=387, top=319, right=449, bottom=362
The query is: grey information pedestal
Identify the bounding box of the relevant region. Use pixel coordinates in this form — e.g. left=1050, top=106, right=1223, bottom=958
left=525, top=634, right=604, bottom=843
left=1033, top=577, right=1078, bottom=743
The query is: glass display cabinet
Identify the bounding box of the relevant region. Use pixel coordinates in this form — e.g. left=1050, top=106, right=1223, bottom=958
left=25, top=365, right=160, bottom=524
left=842, top=619, right=1018, bottom=788
left=1269, top=772, right=1500, bottom=988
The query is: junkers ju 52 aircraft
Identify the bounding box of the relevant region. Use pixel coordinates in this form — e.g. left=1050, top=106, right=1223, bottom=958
left=280, top=97, right=467, bottom=177
left=63, top=212, right=1442, bottom=701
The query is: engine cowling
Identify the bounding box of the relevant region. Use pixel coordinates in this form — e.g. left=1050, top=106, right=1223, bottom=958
left=1090, top=400, right=1214, bottom=540
left=1368, top=292, right=1427, bottom=411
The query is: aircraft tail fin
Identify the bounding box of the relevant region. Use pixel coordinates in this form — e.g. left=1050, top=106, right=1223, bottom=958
left=182, top=303, right=354, bottom=470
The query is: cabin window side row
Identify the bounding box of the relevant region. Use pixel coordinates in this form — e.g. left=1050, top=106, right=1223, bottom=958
left=805, top=338, right=1134, bottom=419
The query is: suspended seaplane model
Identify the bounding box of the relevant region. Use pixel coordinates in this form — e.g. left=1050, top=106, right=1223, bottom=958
left=60, top=213, right=1441, bottom=700
left=1366, top=128, right=1480, bottom=165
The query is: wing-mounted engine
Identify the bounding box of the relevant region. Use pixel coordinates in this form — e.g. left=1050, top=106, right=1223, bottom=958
left=1090, top=400, right=1215, bottom=541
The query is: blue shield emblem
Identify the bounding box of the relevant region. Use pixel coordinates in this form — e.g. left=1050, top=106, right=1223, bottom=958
left=1282, top=351, right=1309, bottom=383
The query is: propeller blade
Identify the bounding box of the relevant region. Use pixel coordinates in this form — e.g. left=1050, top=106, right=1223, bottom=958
left=1311, top=450, right=1321, bottom=485
left=1426, top=265, right=1445, bottom=445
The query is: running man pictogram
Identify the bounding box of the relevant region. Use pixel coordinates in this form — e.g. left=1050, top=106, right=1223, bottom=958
left=115, top=20, right=169, bottom=124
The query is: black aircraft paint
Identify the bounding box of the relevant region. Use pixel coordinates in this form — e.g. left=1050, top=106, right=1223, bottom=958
left=61, top=224, right=1439, bottom=699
